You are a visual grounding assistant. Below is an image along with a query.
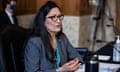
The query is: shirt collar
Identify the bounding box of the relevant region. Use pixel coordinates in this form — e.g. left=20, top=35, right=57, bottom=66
left=5, top=9, right=13, bottom=17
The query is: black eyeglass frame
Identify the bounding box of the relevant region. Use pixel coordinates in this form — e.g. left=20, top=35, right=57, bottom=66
left=47, top=14, right=64, bottom=22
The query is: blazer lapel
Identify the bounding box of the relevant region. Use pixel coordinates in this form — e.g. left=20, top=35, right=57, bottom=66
left=57, top=39, right=68, bottom=66
left=4, top=11, right=13, bottom=24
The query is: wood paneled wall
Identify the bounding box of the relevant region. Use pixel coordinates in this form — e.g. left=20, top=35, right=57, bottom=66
left=0, top=0, right=2, bottom=11
left=62, top=0, right=80, bottom=16
left=0, top=0, right=92, bottom=16
left=36, top=0, right=46, bottom=12
left=116, top=0, right=120, bottom=35
left=80, top=0, right=92, bottom=16
left=0, top=0, right=36, bottom=15
left=16, top=0, right=36, bottom=15
left=36, top=0, right=92, bottom=16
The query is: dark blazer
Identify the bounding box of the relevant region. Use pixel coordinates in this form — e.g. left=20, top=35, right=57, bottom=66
left=0, top=35, right=6, bottom=72
left=24, top=34, right=84, bottom=72
left=0, top=10, right=18, bottom=32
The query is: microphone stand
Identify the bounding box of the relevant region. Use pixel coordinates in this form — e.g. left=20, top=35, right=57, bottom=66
left=89, top=0, right=116, bottom=51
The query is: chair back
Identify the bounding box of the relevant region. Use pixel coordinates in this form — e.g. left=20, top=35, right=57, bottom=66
left=1, top=25, right=31, bottom=72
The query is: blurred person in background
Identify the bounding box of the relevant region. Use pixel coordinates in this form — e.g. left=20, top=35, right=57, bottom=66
left=0, top=0, right=18, bottom=32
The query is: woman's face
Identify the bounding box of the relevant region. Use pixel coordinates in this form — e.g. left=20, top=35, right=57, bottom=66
left=45, top=7, right=64, bottom=34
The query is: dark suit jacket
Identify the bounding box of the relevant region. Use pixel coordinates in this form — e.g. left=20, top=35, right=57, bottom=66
left=0, top=10, right=18, bottom=32
left=24, top=34, right=84, bottom=72
left=0, top=35, right=6, bottom=72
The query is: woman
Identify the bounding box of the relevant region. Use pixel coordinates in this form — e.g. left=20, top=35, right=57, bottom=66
left=24, top=1, right=84, bottom=72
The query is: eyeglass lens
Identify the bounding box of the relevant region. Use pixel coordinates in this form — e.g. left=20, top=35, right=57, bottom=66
left=47, top=15, right=64, bottom=22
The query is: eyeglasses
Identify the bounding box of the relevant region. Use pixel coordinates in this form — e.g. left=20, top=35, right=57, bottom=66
left=47, top=14, right=64, bottom=22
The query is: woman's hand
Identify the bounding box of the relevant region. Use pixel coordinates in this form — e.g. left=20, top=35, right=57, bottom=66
left=59, top=58, right=81, bottom=72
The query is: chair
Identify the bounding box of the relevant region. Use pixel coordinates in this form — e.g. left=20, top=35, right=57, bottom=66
left=1, top=25, right=31, bottom=72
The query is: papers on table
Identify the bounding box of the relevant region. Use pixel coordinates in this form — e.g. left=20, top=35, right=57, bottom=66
left=75, top=62, right=120, bottom=72
left=98, top=55, right=111, bottom=61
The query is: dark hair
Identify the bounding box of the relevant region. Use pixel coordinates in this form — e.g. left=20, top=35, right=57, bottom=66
left=33, top=1, right=63, bottom=62
left=2, top=0, right=16, bottom=10
left=2, top=0, right=10, bottom=9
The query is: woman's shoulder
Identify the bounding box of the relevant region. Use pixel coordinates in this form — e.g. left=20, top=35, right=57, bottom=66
left=28, top=36, right=42, bottom=44
left=58, top=33, right=68, bottom=40
left=28, top=36, right=41, bottom=41
left=25, top=36, right=43, bottom=49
